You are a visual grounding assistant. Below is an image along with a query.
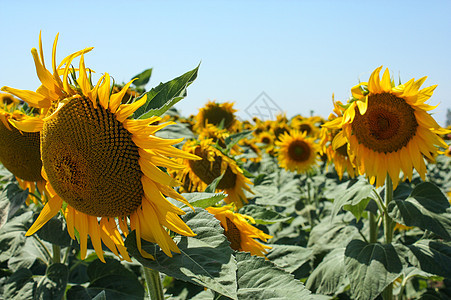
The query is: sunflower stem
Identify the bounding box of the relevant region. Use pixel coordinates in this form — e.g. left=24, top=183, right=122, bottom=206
left=143, top=267, right=164, bottom=300
left=382, top=175, right=394, bottom=300
left=369, top=212, right=377, bottom=243
left=52, top=244, right=61, bottom=264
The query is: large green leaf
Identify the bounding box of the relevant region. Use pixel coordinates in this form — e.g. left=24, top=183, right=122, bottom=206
left=131, top=68, right=153, bottom=87
left=0, top=183, right=29, bottom=229
left=406, top=240, right=451, bottom=278
left=235, top=252, right=312, bottom=299
left=239, top=204, right=292, bottom=225
left=265, top=244, right=313, bottom=273
left=387, top=182, right=451, bottom=240
left=305, top=247, right=347, bottom=295
left=224, top=130, right=253, bottom=153
left=307, top=215, right=359, bottom=254
left=36, top=214, right=72, bottom=247
left=86, top=258, right=144, bottom=300
left=331, top=178, right=374, bottom=220
left=0, top=211, right=32, bottom=263
left=133, top=65, right=199, bottom=119
left=3, top=268, right=36, bottom=300
left=182, top=192, right=226, bottom=209
left=344, top=240, right=403, bottom=300
left=35, top=263, right=68, bottom=300
left=125, top=209, right=238, bottom=299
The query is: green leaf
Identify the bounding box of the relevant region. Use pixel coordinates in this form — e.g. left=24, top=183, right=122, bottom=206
left=133, top=65, right=199, bottom=119
left=238, top=204, right=292, bottom=225
left=155, top=122, right=195, bottom=141
left=204, top=171, right=226, bottom=193
left=131, top=68, right=153, bottom=87
left=387, top=182, right=451, bottom=240
left=306, top=247, right=347, bottom=295
left=0, top=211, right=32, bottom=263
left=3, top=268, right=36, bottom=300
left=406, top=240, right=451, bottom=278
left=235, top=252, right=312, bottom=299
left=224, top=130, right=253, bottom=153
left=307, top=216, right=359, bottom=254
left=36, top=214, right=72, bottom=247
left=66, top=285, right=91, bottom=300
left=35, top=263, right=68, bottom=300
left=344, top=240, right=403, bottom=300
left=86, top=258, right=144, bottom=300
left=331, top=178, right=374, bottom=220
left=125, top=209, right=238, bottom=299
left=0, top=183, right=29, bottom=229
left=265, top=244, right=313, bottom=273
left=182, top=192, right=226, bottom=209
left=343, top=197, right=370, bottom=221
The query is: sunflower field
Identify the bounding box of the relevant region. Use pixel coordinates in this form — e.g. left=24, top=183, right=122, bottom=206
left=0, top=34, right=450, bottom=300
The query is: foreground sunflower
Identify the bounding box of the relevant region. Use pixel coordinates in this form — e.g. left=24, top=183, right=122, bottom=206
left=276, top=130, right=319, bottom=173
left=0, top=102, right=45, bottom=204
left=206, top=205, right=272, bottom=257
left=2, top=34, right=200, bottom=262
left=175, top=139, right=253, bottom=209
left=326, top=66, right=449, bottom=188
left=194, top=101, right=238, bottom=132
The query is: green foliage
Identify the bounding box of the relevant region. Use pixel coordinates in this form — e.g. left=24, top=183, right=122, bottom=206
left=344, top=240, right=404, bottom=300
left=131, top=68, right=153, bottom=88
left=388, top=182, right=451, bottom=240
left=182, top=192, right=226, bottom=209
left=125, top=209, right=238, bottom=299
left=133, top=65, right=199, bottom=119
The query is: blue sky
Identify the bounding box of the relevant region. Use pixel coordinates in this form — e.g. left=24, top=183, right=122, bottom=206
left=1, top=0, right=450, bottom=125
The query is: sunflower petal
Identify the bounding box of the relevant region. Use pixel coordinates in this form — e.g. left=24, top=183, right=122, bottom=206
left=26, top=195, right=63, bottom=236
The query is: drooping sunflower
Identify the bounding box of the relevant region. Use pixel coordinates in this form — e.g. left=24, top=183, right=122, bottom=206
left=194, top=101, right=238, bottom=132
left=320, top=97, right=357, bottom=180
left=175, top=139, right=253, bottom=209
left=2, top=33, right=200, bottom=262
left=206, top=205, right=272, bottom=257
left=275, top=130, right=319, bottom=173
left=0, top=102, right=45, bottom=204
left=327, top=66, right=449, bottom=188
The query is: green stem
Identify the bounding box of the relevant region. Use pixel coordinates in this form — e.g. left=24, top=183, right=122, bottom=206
left=382, top=175, right=394, bottom=300
left=52, top=244, right=61, bottom=264
left=143, top=267, right=164, bottom=300
left=369, top=212, right=377, bottom=243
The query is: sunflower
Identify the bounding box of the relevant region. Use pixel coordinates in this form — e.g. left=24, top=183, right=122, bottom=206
left=206, top=205, right=272, bottom=257
left=326, top=66, right=449, bottom=188
left=175, top=139, right=253, bottom=209
left=275, top=130, right=319, bottom=173
left=194, top=101, right=238, bottom=132
left=320, top=97, right=357, bottom=180
left=0, top=99, right=45, bottom=204
left=1, top=33, right=200, bottom=262
left=291, top=116, right=320, bottom=138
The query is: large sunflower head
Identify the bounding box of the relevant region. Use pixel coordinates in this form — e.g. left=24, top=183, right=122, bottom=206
left=2, top=33, right=200, bottom=262
left=175, top=139, right=253, bottom=209
left=206, top=205, right=272, bottom=257
left=0, top=99, right=45, bottom=204
left=194, top=101, right=238, bottom=132
left=275, top=130, right=319, bottom=173
left=326, top=66, right=449, bottom=188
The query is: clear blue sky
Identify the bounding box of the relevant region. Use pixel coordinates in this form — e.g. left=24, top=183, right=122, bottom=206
left=1, top=0, right=450, bottom=126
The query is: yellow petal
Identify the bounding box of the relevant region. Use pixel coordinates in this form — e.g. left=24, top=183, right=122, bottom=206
left=9, top=116, right=44, bottom=133
left=1, top=86, right=50, bottom=108
left=109, top=79, right=136, bottom=113
left=98, top=74, right=111, bottom=110
left=380, top=68, right=392, bottom=92
left=26, top=195, right=63, bottom=236
left=139, top=157, right=180, bottom=187
left=88, top=216, right=105, bottom=263
left=115, top=95, right=147, bottom=123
